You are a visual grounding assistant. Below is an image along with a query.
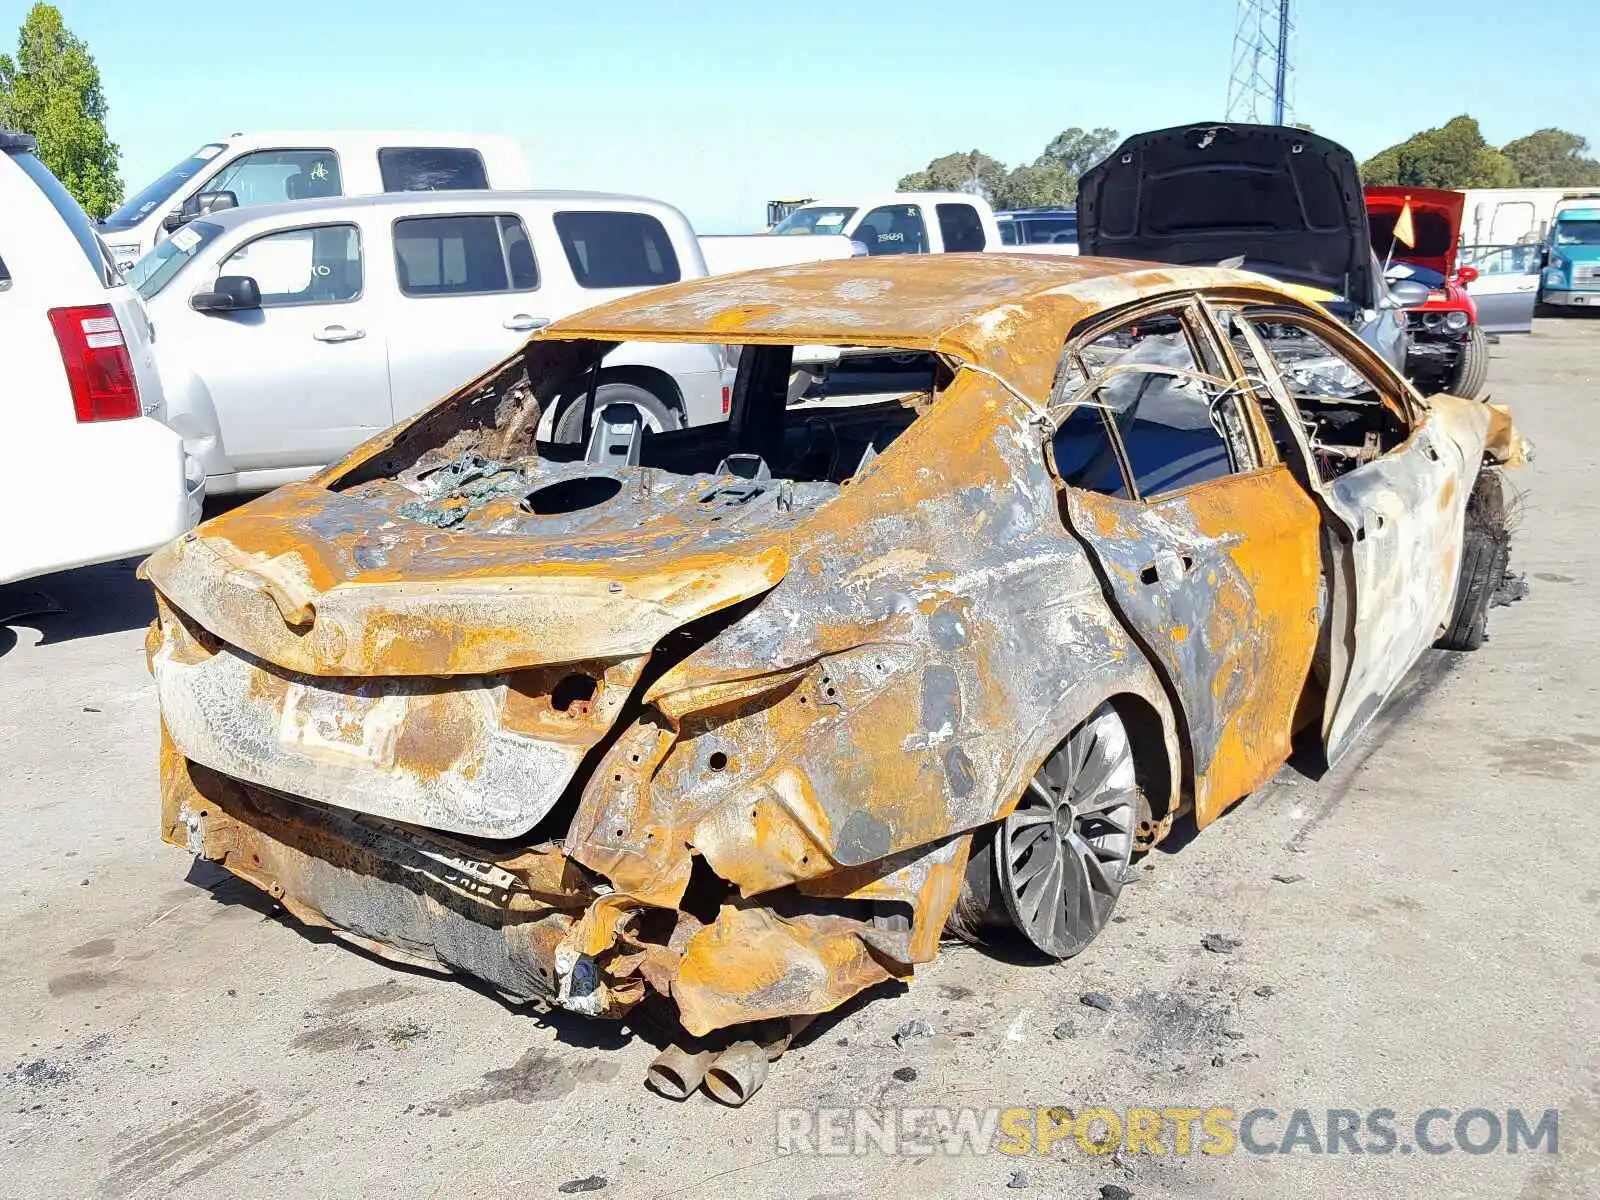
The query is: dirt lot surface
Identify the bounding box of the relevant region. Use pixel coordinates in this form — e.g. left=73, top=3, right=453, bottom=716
left=2, top=321, right=1597, bottom=1199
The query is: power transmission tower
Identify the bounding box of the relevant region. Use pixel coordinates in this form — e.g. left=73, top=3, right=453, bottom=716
left=1226, top=0, right=1295, bottom=125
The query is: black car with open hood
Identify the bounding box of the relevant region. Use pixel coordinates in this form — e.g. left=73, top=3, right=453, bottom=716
left=1077, top=122, right=1380, bottom=310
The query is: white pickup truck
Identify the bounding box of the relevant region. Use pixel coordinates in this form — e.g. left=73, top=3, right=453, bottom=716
left=768, top=192, right=1077, bottom=256
left=128, top=190, right=855, bottom=494
left=97, top=130, right=533, bottom=273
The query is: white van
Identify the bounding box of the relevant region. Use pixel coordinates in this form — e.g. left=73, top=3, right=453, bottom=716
left=129, top=190, right=733, bottom=495
left=96, top=130, right=531, bottom=272
left=0, top=132, right=202, bottom=586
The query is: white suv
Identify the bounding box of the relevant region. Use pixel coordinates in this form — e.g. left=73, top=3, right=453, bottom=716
left=0, top=132, right=202, bottom=586
left=129, top=190, right=728, bottom=495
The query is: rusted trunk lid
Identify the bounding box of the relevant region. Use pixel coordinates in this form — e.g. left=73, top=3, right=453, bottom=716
left=145, top=479, right=791, bottom=678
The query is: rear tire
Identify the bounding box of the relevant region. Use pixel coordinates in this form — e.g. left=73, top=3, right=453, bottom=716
left=1438, top=471, right=1509, bottom=652
left=1446, top=325, right=1490, bottom=398
left=950, top=705, right=1143, bottom=959
left=552, top=381, right=682, bottom=444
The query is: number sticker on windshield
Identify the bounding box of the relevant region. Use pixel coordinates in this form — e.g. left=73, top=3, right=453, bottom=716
left=169, top=227, right=203, bottom=253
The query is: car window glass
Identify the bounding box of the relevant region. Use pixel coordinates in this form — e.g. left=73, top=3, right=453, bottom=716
left=855, top=204, right=926, bottom=255
left=1243, top=311, right=1413, bottom=479
left=1461, top=243, right=1542, bottom=276
left=998, top=220, right=1019, bottom=246
left=1020, top=215, right=1077, bottom=244
left=394, top=213, right=537, bottom=296
left=553, top=211, right=681, bottom=287
left=936, top=203, right=986, bottom=252
left=1079, top=314, right=1247, bottom=498
left=206, top=149, right=342, bottom=207
left=220, top=224, right=361, bottom=307
left=378, top=147, right=488, bottom=191
left=128, top=219, right=226, bottom=299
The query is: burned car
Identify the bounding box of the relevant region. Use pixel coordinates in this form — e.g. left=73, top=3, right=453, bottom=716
left=145, top=255, right=1521, bottom=1104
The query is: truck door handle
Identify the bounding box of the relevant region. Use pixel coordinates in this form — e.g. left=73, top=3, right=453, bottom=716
left=503, top=314, right=548, bottom=332
left=313, top=325, right=365, bottom=343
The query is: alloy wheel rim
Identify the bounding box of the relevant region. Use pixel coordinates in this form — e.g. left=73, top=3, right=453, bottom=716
left=997, top=705, right=1138, bottom=958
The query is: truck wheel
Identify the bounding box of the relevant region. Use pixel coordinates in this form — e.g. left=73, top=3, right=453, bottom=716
left=1446, top=325, right=1490, bottom=398
left=1437, top=471, right=1509, bottom=652
left=553, top=382, right=682, bottom=444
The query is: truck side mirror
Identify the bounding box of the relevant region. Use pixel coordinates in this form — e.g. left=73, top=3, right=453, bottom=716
left=192, top=274, right=262, bottom=313
left=164, top=190, right=239, bottom=232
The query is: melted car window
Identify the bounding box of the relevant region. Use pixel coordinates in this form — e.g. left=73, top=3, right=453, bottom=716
left=1244, top=313, right=1412, bottom=480
left=1077, top=316, right=1247, bottom=499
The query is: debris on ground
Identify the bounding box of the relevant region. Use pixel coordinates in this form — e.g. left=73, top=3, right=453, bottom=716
left=1006, top=1169, right=1029, bottom=1189
left=7, top=1059, right=74, bottom=1087
left=1100, top=1184, right=1134, bottom=1200
left=892, top=1019, right=934, bottom=1047
left=1052, top=1020, right=1077, bottom=1040
left=1493, top=571, right=1529, bottom=608
left=1080, top=992, right=1115, bottom=1012
left=1201, top=934, right=1242, bottom=954
left=557, top=1176, right=607, bottom=1194
left=1270, top=873, right=1305, bottom=884
left=892, top=1066, right=918, bottom=1083
left=1253, top=984, right=1275, bottom=998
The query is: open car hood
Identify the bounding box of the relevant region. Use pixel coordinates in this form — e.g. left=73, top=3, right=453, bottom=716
left=1365, top=186, right=1464, bottom=280
left=1077, top=122, right=1377, bottom=307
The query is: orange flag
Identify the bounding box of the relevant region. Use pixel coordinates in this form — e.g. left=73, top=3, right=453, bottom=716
left=1392, top=197, right=1416, bottom=248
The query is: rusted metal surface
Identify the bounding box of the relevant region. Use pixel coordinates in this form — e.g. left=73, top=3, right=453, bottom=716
left=146, top=254, right=1521, bottom=1099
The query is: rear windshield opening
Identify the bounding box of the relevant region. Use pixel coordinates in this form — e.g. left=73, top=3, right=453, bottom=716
left=334, top=340, right=954, bottom=504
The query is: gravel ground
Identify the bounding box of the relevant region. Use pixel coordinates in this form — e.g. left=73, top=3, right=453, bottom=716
left=2, top=320, right=1596, bottom=1199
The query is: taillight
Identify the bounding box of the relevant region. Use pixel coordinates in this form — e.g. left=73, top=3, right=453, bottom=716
left=721, top=384, right=732, bottom=416
left=48, top=304, right=141, bottom=422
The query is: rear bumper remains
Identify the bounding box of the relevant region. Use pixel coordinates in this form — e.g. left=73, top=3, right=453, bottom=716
left=160, top=723, right=917, bottom=1040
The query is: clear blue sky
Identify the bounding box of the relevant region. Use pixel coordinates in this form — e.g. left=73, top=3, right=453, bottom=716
left=17, top=0, right=1600, bottom=231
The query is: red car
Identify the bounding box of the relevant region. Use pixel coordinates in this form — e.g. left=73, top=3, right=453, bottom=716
left=1366, top=186, right=1488, bottom=398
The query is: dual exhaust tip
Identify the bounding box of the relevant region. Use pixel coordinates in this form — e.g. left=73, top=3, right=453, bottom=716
left=645, top=1017, right=809, bottom=1106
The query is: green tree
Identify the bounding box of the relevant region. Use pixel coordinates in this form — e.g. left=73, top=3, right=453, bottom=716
left=1035, top=126, right=1120, bottom=181
left=995, top=161, right=1075, bottom=209
left=898, top=150, right=1008, bottom=203
left=1359, top=115, right=1517, bottom=189
left=1502, top=128, right=1600, bottom=187
left=0, top=3, right=121, bottom=217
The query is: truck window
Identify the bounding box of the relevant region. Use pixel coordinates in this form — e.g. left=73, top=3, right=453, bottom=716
left=936, top=203, right=986, bottom=252
left=855, top=205, right=926, bottom=255
left=378, top=147, right=489, bottom=192
left=220, top=224, right=362, bottom=307
left=207, top=149, right=342, bottom=206
left=394, top=214, right=538, bottom=296
left=553, top=211, right=680, bottom=288
left=101, top=142, right=227, bottom=230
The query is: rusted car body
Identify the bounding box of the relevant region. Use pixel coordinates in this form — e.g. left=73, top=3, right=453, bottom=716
left=146, top=255, right=1519, bottom=1102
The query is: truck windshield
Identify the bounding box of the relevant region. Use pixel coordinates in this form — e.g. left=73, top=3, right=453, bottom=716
left=125, top=220, right=226, bottom=299
left=101, top=143, right=228, bottom=231
left=772, top=206, right=856, bottom=235
left=1554, top=219, right=1600, bottom=246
